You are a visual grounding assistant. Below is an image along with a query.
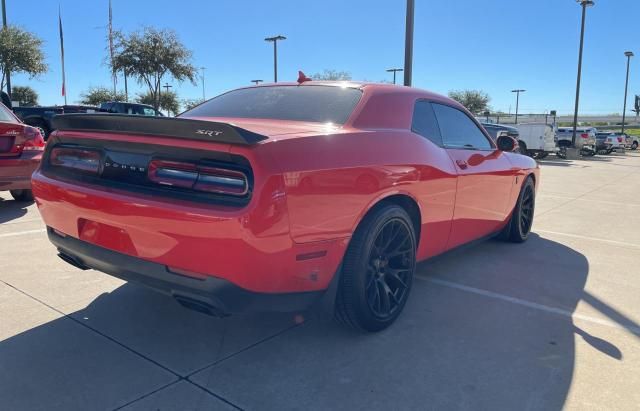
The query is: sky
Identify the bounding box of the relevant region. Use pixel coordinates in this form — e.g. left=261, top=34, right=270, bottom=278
left=4, top=0, right=639, bottom=115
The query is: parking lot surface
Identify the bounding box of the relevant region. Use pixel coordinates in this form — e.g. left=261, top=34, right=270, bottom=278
left=1, top=152, right=639, bottom=411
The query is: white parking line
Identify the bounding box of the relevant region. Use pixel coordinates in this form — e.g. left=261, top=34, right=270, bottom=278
left=534, top=229, right=640, bottom=250
left=0, top=228, right=46, bottom=238
left=2, top=218, right=44, bottom=225
left=539, top=194, right=640, bottom=208
left=420, top=277, right=640, bottom=336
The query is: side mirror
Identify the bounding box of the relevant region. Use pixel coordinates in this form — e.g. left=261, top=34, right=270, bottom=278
left=496, top=135, right=517, bottom=152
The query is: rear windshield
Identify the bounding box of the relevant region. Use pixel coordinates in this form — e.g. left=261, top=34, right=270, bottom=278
left=0, top=103, right=17, bottom=123
left=182, top=85, right=362, bottom=125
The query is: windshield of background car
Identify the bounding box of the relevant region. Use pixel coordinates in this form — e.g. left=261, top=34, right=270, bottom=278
left=182, top=85, right=363, bottom=125
left=0, top=103, right=17, bottom=123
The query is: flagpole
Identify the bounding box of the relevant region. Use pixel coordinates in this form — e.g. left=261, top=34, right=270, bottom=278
left=59, top=5, right=67, bottom=105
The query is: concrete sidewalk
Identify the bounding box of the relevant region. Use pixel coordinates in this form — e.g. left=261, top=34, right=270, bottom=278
left=1, top=152, right=639, bottom=410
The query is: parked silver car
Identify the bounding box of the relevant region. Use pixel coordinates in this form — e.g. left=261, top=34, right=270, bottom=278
left=556, top=127, right=597, bottom=152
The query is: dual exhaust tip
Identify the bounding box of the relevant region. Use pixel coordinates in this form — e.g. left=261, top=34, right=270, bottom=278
left=57, top=251, right=229, bottom=318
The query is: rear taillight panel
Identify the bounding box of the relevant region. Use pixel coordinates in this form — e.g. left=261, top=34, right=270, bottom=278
left=148, top=160, right=248, bottom=196
left=23, top=127, right=45, bottom=151
left=43, top=142, right=253, bottom=206
left=49, top=147, right=102, bottom=173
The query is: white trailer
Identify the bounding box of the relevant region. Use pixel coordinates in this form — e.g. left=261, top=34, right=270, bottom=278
left=513, top=123, right=557, bottom=159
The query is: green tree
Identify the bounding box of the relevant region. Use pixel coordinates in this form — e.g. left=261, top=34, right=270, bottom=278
left=182, top=98, right=204, bottom=111
left=0, top=25, right=48, bottom=91
left=79, top=86, right=126, bottom=106
left=137, top=90, right=180, bottom=116
left=11, top=85, right=39, bottom=106
left=312, top=69, right=352, bottom=81
left=112, top=27, right=196, bottom=111
left=448, top=89, right=491, bottom=114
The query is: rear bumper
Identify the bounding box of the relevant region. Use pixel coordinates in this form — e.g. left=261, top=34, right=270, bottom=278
left=0, top=152, right=41, bottom=190
left=32, top=170, right=348, bottom=294
left=49, top=227, right=323, bottom=315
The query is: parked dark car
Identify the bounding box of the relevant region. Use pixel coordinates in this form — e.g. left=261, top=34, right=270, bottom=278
left=12, top=105, right=98, bottom=139
left=99, top=102, right=163, bottom=117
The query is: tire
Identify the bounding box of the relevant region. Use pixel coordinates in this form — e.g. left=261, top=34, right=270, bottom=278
left=500, top=177, right=535, bottom=243
left=533, top=152, right=548, bottom=160
left=335, top=204, right=416, bottom=332
left=518, top=141, right=528, bottom=156
left=632, top=142, right=638, bottom=150
left=10, top=189, right=34, bottom=202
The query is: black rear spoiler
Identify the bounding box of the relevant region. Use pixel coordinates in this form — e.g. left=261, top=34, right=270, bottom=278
left=51, top=113, right=268, bottom=145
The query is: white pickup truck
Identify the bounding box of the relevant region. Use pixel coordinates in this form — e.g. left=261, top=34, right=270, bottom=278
left=513, top=123, right=557, bottom=159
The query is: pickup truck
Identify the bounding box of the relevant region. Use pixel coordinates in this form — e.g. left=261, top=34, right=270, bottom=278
left=8, top=99, right=162, bottom=139
left=12, top=105, right=98, bottom=138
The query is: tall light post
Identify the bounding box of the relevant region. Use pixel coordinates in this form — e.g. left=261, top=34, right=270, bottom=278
left=571, top=0, right=595, bottom=147
left=621, top=51, right=634, bottom=134
left=162, top=82, right=172, bottom=116
left=386, top=68, right=404, bottom=84
left=200, top=66, right=206, bottom=101
left=511, top=89, right=525, bottom=124
left=251, top=79, right=263, bottom=85
left=1, top=0, right=11, bottom=98
left=264, top=35, right=286, bottom=83
left=403, top=0, right=414, bottom=86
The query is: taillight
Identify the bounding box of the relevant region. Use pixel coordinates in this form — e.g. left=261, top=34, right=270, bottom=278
left=148, top=160, right=198, bottom=188
left=49, top=147, right=102, bottom=173
left=23, top=127, right=45, bottom=151
left=580, top=133, right=589, bottom=139
left=194, top=166, right=248, bottom=195
left=148, top=160, right=248, bottom=196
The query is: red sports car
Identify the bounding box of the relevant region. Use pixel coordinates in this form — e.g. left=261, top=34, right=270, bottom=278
left=32, top=82, right=539, bottom=331
left=0, top=102, right=45, bottom=201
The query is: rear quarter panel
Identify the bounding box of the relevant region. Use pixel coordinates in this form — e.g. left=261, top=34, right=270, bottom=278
left=262, top=129, right=458, bottom=260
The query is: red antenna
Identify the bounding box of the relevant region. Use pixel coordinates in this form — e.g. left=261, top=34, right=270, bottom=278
left=297, top=71, right=312, bottom=84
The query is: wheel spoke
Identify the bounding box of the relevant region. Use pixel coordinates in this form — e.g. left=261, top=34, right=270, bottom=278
left=378, top=281, right=391, bottom=313
left=387, top=270, right=408, bottom=289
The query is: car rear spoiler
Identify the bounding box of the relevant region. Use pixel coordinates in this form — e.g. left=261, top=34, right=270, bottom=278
left=51, top=113, right=268, bottom=145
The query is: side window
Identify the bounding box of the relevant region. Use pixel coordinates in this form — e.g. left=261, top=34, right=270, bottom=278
left=432, top=103, right=493, bottom=150
left=411, top=101, right=443, bottom=146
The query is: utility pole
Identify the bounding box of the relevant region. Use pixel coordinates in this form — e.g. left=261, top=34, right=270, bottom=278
left=162, top=83, right=172, bottom=116
left=251, top=79, right=263, bottom=85
left=2, top=0, right=11, bottom=98
left=265, top=35, right=286, bottom=83
left=200, top=66, right=206, bottom=101
left=571, top=0, right=595, bottom=147
left=403, top=0, right=414, bottom=87
left=621, top=51, right=634, bottom=134
left=386, top=68, right=403, bottom=85
left=511, top=89, right=526, bottom=124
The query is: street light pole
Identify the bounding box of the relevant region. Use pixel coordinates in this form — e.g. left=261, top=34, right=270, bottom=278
left=621, top=51, right=634, bottom=134
left=200, top=66, right=206, bottom=101
left=403, top=0, right=414, bottom=86
left=264, top=35, right=286, bottom=83
left=511, top=89, right=525, bottom=124
left=1, top=0, right=11, bottom=98
left=571, top=0, right=594, bottom=147
left=386, top=68, right=404, bottom=84
left=162, top=82, right=172, bottom=116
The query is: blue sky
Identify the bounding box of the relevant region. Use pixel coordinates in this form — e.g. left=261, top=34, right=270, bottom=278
left=5, top=0, right=639, bottom=115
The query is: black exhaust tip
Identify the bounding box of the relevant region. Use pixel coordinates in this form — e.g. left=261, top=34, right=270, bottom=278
left=57, top=252, right=90, bottom=270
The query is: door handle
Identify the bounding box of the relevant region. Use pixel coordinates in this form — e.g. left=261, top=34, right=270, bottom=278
left=456, top=159, right=468, bottom=169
